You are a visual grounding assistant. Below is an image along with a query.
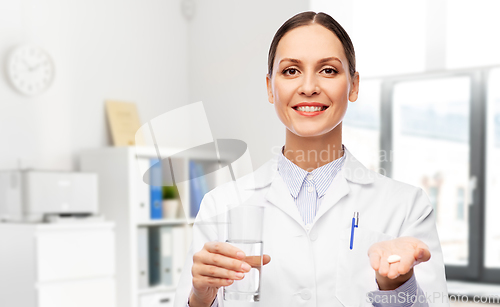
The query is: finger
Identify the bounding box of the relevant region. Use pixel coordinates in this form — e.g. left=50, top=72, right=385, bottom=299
left=398, top=253, right=414, bottom=275
left=193, top=275, right=234, bottom=289
left=387, top=262, right=400, bottom=279
left=204, top=242, right=246, bottom=259
left=242, top=254, right=271, bottom=268
left=244, top=256, right=263, bottom=268
left=198, top=264, right=245, bottom=280
left=414, top=246, right=431, bottom=264
left=199, top=252, right=251, bottom=273
left=263, top=254, right=271, bottom=265
left=369, top=252, right=381, bottom=271
left=378, top=255, right=390, bottom=277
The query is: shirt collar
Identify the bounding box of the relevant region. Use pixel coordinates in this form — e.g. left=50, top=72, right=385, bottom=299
left=277, top=144, right=346, bottom=198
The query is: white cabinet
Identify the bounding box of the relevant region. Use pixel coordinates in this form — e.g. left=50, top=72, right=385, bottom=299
left=38, top=278, right=116, bottom=307
left=139, top=292, right=175, bottom=307
left=0, top=222, right=116, bottom=307
left=36, top=228, right=115, bottom=282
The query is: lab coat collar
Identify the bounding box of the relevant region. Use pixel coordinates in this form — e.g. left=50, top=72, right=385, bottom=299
left=239, top=146, right=375, bottom=227
left=340, top=146, right=376, bottom=185
left=242, top=146, right=375, bottom=191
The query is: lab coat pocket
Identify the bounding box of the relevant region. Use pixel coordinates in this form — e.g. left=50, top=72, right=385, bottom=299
left=335, top=226, right=395, bottom=307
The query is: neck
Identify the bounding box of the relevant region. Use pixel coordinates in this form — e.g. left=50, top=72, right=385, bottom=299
left=283, top=123, right=344, bottom=172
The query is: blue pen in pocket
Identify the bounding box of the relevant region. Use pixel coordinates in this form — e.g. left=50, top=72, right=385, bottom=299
left=350, top=212, right=359, bottom=250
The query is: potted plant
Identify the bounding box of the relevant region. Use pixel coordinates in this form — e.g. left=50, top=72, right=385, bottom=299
left=162, top=185, right=180, bottom=219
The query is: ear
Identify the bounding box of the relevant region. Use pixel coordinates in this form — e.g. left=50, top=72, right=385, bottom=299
left=348, top=72, right=360, bottom=102
left=266, top=73, right=274, bottom=104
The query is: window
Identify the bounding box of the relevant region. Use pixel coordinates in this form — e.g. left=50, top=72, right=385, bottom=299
left=376, top=67, right=500, bottom=283
left=485, top=68, right=500, bottom=269
left=427, top=186, right=439, bottom=216
left=391, top=76, right=471, bottom=267
left=456, top=187, right=465, bottom=221
left=343, top=79, right=381, bottom=173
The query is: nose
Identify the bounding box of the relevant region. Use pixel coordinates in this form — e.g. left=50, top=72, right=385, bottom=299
left=299, top=73, right=320, bottom=96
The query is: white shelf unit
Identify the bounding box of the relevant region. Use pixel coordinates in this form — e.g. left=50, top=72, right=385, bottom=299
left=0, top=222, right=116, bottom=307
left=80, top=146, right=224, bottom=307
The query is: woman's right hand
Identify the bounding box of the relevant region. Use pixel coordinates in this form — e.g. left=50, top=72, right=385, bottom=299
left=189, top=241, right=271, bottom=307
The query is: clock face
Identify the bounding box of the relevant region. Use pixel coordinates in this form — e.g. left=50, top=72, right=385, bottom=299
left=7, top=45, right=55, bottom=96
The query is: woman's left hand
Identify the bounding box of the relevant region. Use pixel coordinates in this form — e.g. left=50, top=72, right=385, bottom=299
left=367, top=237, right=431, bottom=290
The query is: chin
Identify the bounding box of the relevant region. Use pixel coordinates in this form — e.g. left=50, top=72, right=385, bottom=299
left=291, top=128, right=330, bottom=138
left=291, top=122, right=342, bottom=137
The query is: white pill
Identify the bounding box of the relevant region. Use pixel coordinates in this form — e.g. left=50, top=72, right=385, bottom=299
left=387, top=255, right=402, bottom=263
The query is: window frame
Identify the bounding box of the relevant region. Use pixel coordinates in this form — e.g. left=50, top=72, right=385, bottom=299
left=374, top=65, right=500, bottom=284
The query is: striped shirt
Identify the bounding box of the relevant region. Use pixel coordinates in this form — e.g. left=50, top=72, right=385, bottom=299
left=277, top=144, right=346, bottom=225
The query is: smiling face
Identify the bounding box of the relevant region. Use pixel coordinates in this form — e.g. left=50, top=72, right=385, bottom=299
left=266, top=23, right=359, bottom=138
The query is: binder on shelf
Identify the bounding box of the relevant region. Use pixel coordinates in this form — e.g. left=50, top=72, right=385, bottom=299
left=189, top=160, right=201, bottom=218
left=189, top=160, right=209, bottom=218
left=137, top=227, right=149, bottom=289
left=137, top=158, right=151, bottom=222
left=160, top=226, right=173, bottom=286
left=150, top=158, right=163, bottom=219
left=149, top=226, right=161, bottom=285
left=171, top=226, right=186, bottom=287
left=148, top=226, right=173, bottom=286
left=196, top=162, right=209, bottom=199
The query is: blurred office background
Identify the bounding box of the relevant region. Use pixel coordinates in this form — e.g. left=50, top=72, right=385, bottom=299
left=1, top=0, right=499, bottom=306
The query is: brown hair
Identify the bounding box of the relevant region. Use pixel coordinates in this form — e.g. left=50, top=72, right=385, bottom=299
left=267, top=11, right=356, bottom=78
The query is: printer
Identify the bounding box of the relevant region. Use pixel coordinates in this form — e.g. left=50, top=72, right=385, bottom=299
left=0, top=170, right=98, bottom=222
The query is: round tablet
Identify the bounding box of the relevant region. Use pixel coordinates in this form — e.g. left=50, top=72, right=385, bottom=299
left=387, top=254, right=402, bottom=263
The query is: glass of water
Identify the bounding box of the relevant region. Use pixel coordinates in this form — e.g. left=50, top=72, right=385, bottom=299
left=223, top=205, right=264, bottom=302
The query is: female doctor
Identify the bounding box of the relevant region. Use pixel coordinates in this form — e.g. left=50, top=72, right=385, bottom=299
left=175, top=11, right=449, bottom=307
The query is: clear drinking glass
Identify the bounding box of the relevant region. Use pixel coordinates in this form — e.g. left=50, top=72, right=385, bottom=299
left=223, top=205, right=264, bottom=302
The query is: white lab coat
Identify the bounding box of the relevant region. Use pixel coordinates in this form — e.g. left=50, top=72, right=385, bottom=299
left=174, top=147, right=449, bottom=307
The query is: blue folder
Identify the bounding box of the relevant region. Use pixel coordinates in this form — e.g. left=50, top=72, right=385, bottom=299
left=150, top=158, right=163, bottom=219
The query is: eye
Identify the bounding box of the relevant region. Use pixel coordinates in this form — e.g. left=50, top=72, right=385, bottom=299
left=282, top=68, right=299, bottom=76
left=322, top=67, right=338, bottom=75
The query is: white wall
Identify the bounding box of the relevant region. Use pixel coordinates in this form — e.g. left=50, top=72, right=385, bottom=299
left=0, top=0, right=326, bottom=173
left=187, top=0, right=310, bottom=170
left=0, top=0, right=190, bottom=171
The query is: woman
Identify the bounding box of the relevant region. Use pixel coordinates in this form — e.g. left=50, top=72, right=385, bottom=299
left=175, top=11, right=448, bottom=307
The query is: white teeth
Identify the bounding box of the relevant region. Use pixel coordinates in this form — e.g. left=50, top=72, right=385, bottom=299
left=296, top=106, right=323, bottom=112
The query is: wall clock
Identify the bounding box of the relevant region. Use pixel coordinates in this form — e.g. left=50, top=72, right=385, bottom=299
left=6, top=45, right=55, bottom=96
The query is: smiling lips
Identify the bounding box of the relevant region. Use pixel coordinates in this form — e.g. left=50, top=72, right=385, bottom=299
left=292, top=103, right=329, bottom=117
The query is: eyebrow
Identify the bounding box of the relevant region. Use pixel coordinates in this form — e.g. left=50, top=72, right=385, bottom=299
left=279, top=56, right=342, bottom=65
